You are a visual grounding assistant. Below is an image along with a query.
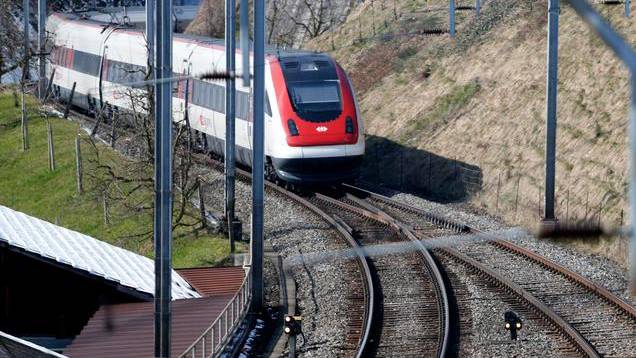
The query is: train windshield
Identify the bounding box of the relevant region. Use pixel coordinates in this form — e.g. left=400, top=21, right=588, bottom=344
left=288, top=80, right=342, bottom=120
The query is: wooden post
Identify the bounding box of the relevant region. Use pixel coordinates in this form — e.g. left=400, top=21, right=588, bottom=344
left=43, top=68, right=56, bottom=102
left=110, top=111, right=117, bottom=148
left=514, top=176, right=520, bottom=220
left=21, top=90, right=29, bottom=150
left=75, top=135, right=83, bottom=193
left=103, top=193, right=109, bottom=226
left=495, top=172, right=501, bottom=213
left=47, top=119, right=55, bottom=171
left=566, top=189, right=570, bottom=222
left=198, top=178, right=207, bottom=229
left=64, top=82, right=76, bottom=119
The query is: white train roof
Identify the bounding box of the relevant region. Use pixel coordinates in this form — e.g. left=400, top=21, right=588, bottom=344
left=0, top=205, right=200, bottom=300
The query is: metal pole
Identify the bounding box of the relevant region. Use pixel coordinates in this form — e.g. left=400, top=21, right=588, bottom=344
left=23, top=0, right=30, bottom=82
left=153, top=0, right=173, bottom=355
left=225, top=0, right=237, bottom=253
left=544, top=0, right=559, bottom=221
left=627, top=0, right=631, bottom=18
left=147, top=0, right=155, bottom=70
left=476, top=0, right=481, bottom=17
left=630, top=75, right=636, bottom=295
left=250, top=0, right=264, bottom=315
left=240, top=0, right=250, bottom=87
left=38, top=0, right=46, bottom=100
left=449, top=0, right=455, bottom=38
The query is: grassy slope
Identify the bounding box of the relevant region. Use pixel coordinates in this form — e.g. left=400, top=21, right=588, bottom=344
left=307, top=0, right=634, bottom=266
left=0, top=90, right=232, bottom=268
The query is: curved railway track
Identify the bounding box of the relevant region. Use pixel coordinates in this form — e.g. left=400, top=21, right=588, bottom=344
left=204, top=159, right=377, bottom=358
left=308, top=190, right=450, bottom=358
left=344, top=184, right=636, bottom=358
left=59, top=105, right=636, bottom=357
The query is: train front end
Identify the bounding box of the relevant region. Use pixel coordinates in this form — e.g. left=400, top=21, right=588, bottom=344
left=268, top=53, right=365, bottom=184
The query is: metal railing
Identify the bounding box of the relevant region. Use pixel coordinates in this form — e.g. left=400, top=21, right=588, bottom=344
left=179, top=267, right=252, bottom=358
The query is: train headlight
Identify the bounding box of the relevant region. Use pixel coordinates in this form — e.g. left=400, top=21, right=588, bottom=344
left=505, top=322, right=510, bottom=330
left=345, top=116, right=354, bottom=134
left=287, top=119, right=299, bottom=136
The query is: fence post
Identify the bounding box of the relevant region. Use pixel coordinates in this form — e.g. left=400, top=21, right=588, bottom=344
left=103, top=193, right=109, bottom=226
left=495, top=172, right=501, bottom=213
left=63, top=82, right=76, bottom=119
left=514, top=176, right=520, bottom=221
left=626, top=0, right=631, bottom=18
left=566, top=189, right=570, bottom=222
left=21, top=90, right=29, bottom=151
left=76, top=135, right=83, bottom=193
left=476, top=0, right=481, bottom=17
left=47, top=119, right=55, bottom=171
left=110, top=111, right=117, bottom=148
left=198, top=178, right=207, bottom=229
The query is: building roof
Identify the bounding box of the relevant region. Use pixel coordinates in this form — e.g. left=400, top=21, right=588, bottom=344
left=0, top=331, right=68, bottom=358
left=0, top=205, right=199, bottom=300
left=63, top=296, right=233, bottom=358
left=177, top=266, right=245, bottom=296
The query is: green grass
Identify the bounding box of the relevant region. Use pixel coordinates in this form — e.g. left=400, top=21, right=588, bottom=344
left=0, top=90, right=233, bottom=268
left=401, top=79, right=481, bottom=142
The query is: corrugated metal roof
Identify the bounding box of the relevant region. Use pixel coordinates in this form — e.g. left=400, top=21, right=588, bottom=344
left=177, top=266, right=245, bottom=296
left=0, top=331, right=68, bottom=358
left=0, top=205, right=199, bottom=300
left=63, top=296, right=233, bottom=357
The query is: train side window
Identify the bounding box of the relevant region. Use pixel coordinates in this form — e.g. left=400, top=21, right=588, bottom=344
left=265, top=91, right=272, bottom=117
left=73, top=50, right=101, bottom=76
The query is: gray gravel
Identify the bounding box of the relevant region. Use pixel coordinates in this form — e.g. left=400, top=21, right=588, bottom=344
left=442, top=257, right=569, bottom=358
left=368, top=185, right=634, bottom=305
left=199, top=169, right=358, bottom=357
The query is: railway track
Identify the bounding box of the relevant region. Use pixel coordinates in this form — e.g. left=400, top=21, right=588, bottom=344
left=202, top=159, right=377, bottom=358
left=59, top=105, right=636, bottom=357
left=308, top=190, right=450, bottom=358
left=344, top=184, right=636, bottom=358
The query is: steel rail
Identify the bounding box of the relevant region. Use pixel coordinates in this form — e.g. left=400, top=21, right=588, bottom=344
left=344, top=184, right=636, bottom=321
left=313, top=191, right=450, bottom=358
left=341, top=185, right=600, bottom=357
left=200, top=161, right=376, bottom=358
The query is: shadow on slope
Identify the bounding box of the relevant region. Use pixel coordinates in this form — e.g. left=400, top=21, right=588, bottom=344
left=359, top=135, right=482, bottom=203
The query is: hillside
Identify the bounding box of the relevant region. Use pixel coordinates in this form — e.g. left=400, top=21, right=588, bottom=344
left=305, top=0, right=635, bottom=266
left=0, top=90, right=232, bottom=268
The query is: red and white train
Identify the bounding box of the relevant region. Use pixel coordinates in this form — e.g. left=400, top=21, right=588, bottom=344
left=46, top=12, right=365, bottom=184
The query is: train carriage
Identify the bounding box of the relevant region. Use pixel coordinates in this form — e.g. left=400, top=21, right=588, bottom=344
left=46, top=12, right=364, bottom=184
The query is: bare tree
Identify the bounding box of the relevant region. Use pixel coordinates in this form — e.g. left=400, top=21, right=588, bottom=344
left=0, top=1, right=28, bottom=83
left=86, top=61, right=202, bottom=241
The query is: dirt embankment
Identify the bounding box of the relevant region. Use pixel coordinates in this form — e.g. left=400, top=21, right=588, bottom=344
left=306, top=0, right=634, bottom=267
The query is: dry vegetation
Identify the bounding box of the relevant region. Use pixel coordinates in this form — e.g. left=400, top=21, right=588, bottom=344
left=305, top=0, right=635, bottom=267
